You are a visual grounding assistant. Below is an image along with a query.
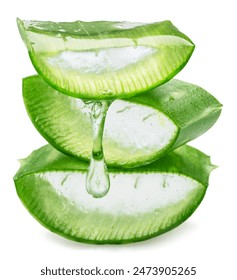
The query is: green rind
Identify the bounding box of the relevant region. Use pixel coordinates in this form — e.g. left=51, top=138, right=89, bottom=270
left=17, top=19, right=192, bottom=40
left=14, top=144, right=213, bottom=244
left=18, top=19, right=194, bottom=99
left=23, top=75, right=222, bottom=168
left=130, top=79, right=222, bottom=150
left=15, top=144, right=214, bottom=186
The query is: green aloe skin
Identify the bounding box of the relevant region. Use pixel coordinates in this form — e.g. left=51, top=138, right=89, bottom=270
left=15, top=19, right=221, bottom=244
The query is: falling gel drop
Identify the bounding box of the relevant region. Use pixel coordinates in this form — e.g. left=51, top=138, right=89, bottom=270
left=85, top=101, right=110, bottom=198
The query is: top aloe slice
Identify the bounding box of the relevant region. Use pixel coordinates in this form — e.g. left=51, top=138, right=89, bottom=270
left=17, top=19, right=194, bottom=99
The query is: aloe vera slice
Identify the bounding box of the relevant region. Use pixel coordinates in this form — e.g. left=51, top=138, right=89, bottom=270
left=14, top=144, right=214, bottom=244
left=17, top=19, right=194, bottom=99
left=23, top=75, right=222, bottom=168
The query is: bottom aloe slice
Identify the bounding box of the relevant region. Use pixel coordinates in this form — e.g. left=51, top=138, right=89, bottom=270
left=23, top=75, right=221, bottom=168
left=14, top=144, right=214, bottom=244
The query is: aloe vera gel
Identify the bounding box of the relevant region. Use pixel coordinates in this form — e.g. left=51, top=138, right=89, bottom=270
left=15, top=19, right=222, bottom=244
left=85, top=101, right=110, bottom=198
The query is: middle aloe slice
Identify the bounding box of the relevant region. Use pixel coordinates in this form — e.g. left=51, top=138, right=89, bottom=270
left=23, top=76, right=221, bottom=168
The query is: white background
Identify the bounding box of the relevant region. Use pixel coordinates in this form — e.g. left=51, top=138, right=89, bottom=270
left=0, top=0, right=236, bottom=279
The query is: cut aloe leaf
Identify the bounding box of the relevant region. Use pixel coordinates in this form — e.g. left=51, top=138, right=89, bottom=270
left=23, top=75, right=222, bottom=168
left=17, top=19, right=194, bottom=99
left=14, top=144, right=214, bottom=244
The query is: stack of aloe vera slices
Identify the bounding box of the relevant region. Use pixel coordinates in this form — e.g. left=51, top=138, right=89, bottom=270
left=14, top=19, right=221, bottom=244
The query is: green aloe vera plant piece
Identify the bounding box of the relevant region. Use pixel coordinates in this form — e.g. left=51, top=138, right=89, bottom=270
left=14, top=144, right=214, bottom=244
left=17, top=19, right=194, bottom=99
left=23, top=75, right=222, bottom=168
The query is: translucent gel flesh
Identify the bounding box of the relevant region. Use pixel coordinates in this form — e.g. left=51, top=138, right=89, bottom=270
left=47, top=46, right=156, bottom=74
left=85, top=101, right=111, bottom=198
left=42, top=172, right=201, bottom=215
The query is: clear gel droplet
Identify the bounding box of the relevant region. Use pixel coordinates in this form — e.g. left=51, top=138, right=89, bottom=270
left=85, top=100, right=111, bottom=198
